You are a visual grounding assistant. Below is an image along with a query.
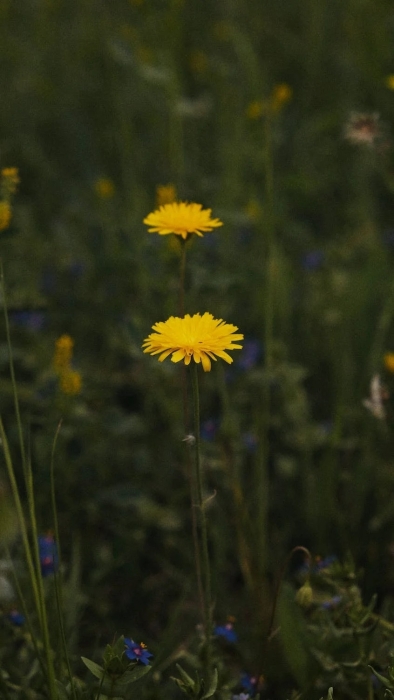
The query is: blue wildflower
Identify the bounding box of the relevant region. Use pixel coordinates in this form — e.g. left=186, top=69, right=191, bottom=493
left=10, top=311, right=46, bottom=332
left=214, top=622, right=238, bottom=643
left=38, top=534, right=58, bottom=577
left=321, top=595, right=342, bottom=610
left=240, top=674, right=258, bottom=695
left=242, top=433, right=258, bottom=453
left=236, top=340, right=262, bottom=371
left=124, top=638, right=153, bottom=666
left=7, top=610, right=25, bottom=626
left=301, top=250, right=324, bottom=271
left=201, top=418, right=220, bottom=442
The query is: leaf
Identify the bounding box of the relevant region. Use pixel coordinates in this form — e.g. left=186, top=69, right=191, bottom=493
left=81, top=657, right=105, bottom=680
left=201, top=668, right=218, bottom=699
left=277, top=582, right=316, bottom=688
left=369, top=666, right=394, bottom=690
left=175, top=663, right=196, bottom=689
left=115, top=664, right=152, bottom=685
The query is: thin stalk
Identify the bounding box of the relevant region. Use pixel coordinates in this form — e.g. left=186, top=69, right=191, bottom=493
left=26, top=456, right=58, bottom=700
left=50, top=421, right=77, bottom=700
left=178, top=238, right=205, bottom=626
left=255, top=113, right=275, bottom=581
left=5, top=545, right=47, bottom=679
left=0, top=260, right=26, bottom=473
left=0, top=418, right=43, bottom=631
left=191, top=364, right=213, bottom=671
left=179, top=239, right=187, bottom=317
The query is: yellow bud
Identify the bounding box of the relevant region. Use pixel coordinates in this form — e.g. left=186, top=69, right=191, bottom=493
left=296, top=581, right=313, bottom=608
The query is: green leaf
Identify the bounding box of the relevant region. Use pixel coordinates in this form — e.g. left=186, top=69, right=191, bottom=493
left=201, top=668, right=218, bottom=699
left=116, top=664, right=152, bottom=685
left=369, top=666, right=394, bottom=690
left=277, top=582, right=316, bottom=688
left=175, top=664, right=196, bottom=689
left=81, top=657, right=105, bottom=680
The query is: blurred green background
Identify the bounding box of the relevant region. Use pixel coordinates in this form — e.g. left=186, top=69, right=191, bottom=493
left=2, top=0, right=394, bottom=696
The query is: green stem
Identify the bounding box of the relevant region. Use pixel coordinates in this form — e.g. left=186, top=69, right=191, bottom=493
left=179, top=239, right=187, bottom=317
left=0, top=418, right=43, bottom=631
left=190, top=364, right=213, bottom=672
left=0, top=260, right=26, bottom=473
left=50, top=421, right=77, bottom=700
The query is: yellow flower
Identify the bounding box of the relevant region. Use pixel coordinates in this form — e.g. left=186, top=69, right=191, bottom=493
left=143, top=202, right=223, bottom=240
left=1, top=167, right=19, bottom=195
left=156, top=184, right=177, bottom=206
left=270, top=83, right=292, bottom=112
left=142, top=312, right=243, bottom=372
left=384, top=352, right=394, bottom=373
left=0, top=201, right=11, bottom=230
left=59, top=369, right=82, bottom=395
left=53, top=334, right=74, bottom=372
left=95, top=178, right=115, bottom=199
left=386, top=75, right=394, bottom=90
left=246, top=100, right=264, bottom=120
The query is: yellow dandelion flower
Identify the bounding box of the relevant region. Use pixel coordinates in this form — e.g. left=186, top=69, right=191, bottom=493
left=143, top=202, right=223, bottom=240
left=156, top=184, right=177, bottom=206
left=384, top=352, right=394, bottom=373
left=386, top=75, right=394, bottom=90
left=246, top=100, right=264, bottom=120
left=142, top=312, right=243, bottom=372
left=53, top=334, right=74, bottom=372
left=95, top=178, right=115, bottom=199
left=270, top=83, right=292, bottom=112
left=1, top=167, right=19, bottom=195
left=59, top=369, right=82, bottom=395
left=0, top=201, right=11, bottom=230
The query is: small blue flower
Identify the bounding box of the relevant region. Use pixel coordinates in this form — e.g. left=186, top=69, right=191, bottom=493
left=38, top=534, right=58, bottom=577
left=236, top=340, right=262, bottom=371
left=214, top=622, right=238, bottom=643
left=10, top=311, right=46, bottom=332
left=321, top=595, right=342, bottom=610
left=301, top=250, right=324, bottom=271
left=124, top=638, right=153, bottom=666
left=201, top=418, right=220, bottom=442
left=7, top=610, right=25, bottom=626
left=240, top=674, right=258, bottom=695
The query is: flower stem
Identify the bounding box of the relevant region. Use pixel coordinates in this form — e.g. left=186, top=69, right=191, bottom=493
left=179, top=239, right=187, bottom=317
left=191, top=364, right=213, bottom=673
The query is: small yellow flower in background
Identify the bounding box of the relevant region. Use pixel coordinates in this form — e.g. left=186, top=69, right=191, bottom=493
left=142, top=312, right=243, bottom=372
left=59, top=369, right=82, bottom=396
left=143, top=202, right=223, bottom=240
left=246, top=100, right=264, bottom=120
left=384, top=352, right=394, bottom=373
left=95, top=178, right=115, bottom=199
left=53, top=334, right=74, bottom=372
left=386, top=75, right=394, bottom=90
left=156, top=184, right=177, bottom=207
left=1, top=167, right=19, bottom=195
left=270, top=83, right=292, bottom=112
left=0, top=201, right=11, bottom=231
left=245, top=199, right=262, bottom=222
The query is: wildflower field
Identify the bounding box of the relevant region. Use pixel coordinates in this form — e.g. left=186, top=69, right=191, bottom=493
left=3, top=1, right=394, bottom=698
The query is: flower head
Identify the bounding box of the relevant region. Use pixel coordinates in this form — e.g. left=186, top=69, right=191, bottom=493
left=214, top=621, right=238, bottom=643
left=124, top=638, right=153, bottom=665
left=7, top=609, right=25, bottom=626
left=142, top=312, right=243, bottom=372
left=0, top=201, right=11, bottom=230
left=53, top=334, right=74, bottom=371
left=344, top=112, right=382, bottom=146
left=1, top=167, right=19, bottom=195
left=38, top=533, right=58, bottom=577
left=386, top=75, right=394, bottom=90
left=143, top=202, right=223, bottom=240
left=270, top=83, right=292, bottom=112
left=59, top=369, right=82, bottom=395
left=384, top=352, right=394, bottom=373
left=95, top=178, right=115, bottom=199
